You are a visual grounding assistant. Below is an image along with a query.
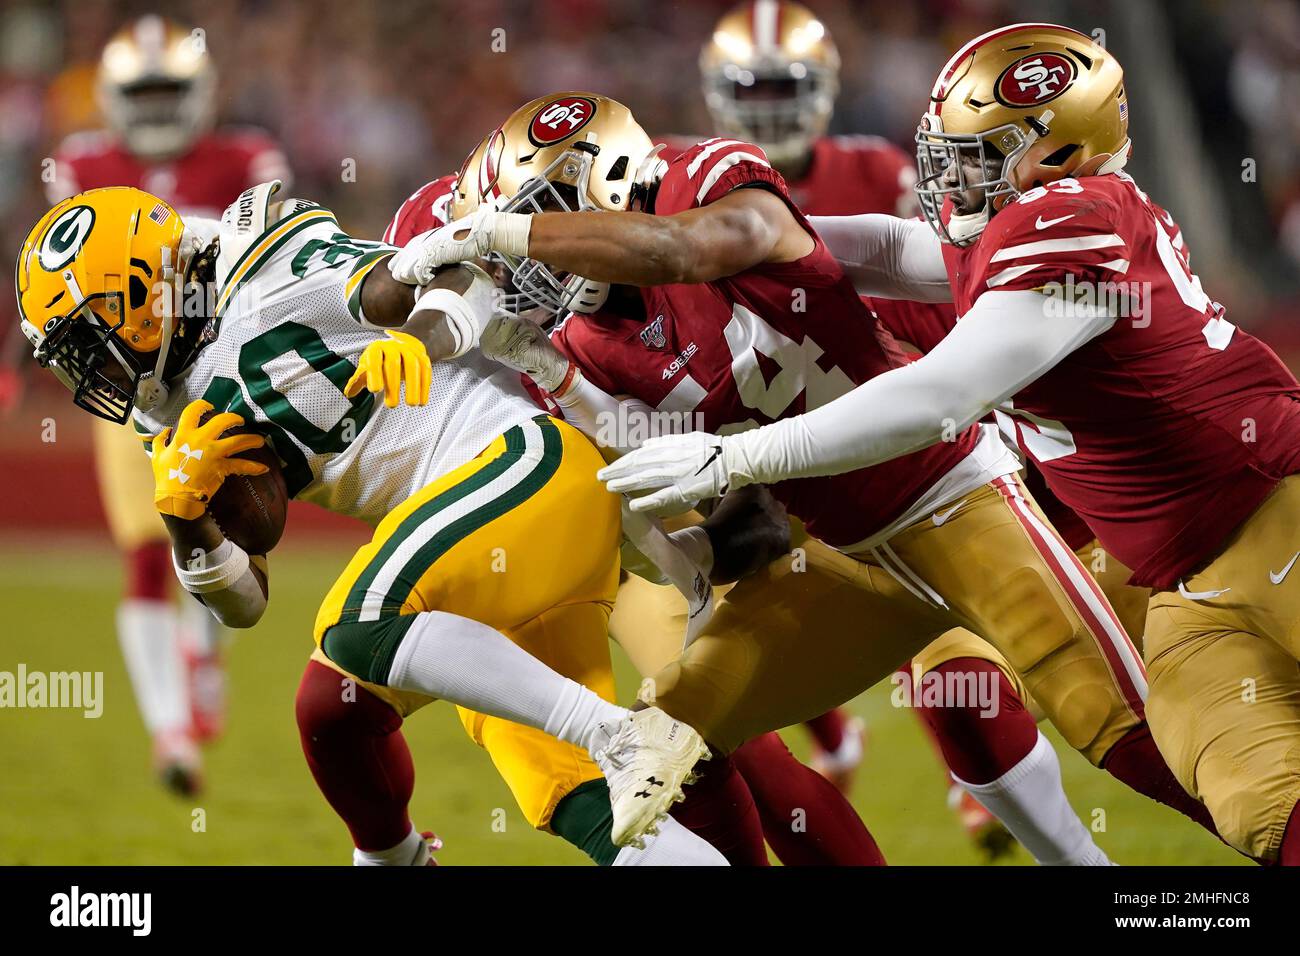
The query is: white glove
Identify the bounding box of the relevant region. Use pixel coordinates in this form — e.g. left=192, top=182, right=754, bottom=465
left=598, top=431, right=753, bottom=516
left=480, top=314, right=573, bottom=393
left=388, top=210, right=532, bottom=286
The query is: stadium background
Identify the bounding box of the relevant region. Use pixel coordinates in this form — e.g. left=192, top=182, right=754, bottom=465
left=0, top=0, right=1292, bottom=864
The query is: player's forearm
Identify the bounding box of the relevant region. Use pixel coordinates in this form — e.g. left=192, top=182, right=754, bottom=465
left=553, top=372, right=661, bottom=454
left=809, top=214, right=953, bottom=303
left=161, top=515, right=269, bottom=628
left=527, top=210, right=700, bottom=285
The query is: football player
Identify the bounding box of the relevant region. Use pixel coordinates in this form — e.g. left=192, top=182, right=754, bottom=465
left=15, top=183, right=725, bottom=864
left=385, top=161, right=883, bottom=866
left=600, top=23, right=1300, bottom=865
left=396, top=90, right=1220, bottom=864
left=44, top=15, right=292, bottom=794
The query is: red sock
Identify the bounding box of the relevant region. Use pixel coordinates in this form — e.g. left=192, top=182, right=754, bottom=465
left=1101, top=723, right=1220, bottom=838
left=733, top=732, right=886, bottom=865
left=125, top=541, right=172, bottom=601
left=1280, top=802, right=1300, bottom=866
left=295, top=659, right=415, bottom=851
left=804, top=709, right=847, bottom=753
left=913, top=657, right=1037, bottom=785
left=670, top=753, right=771, bottom=866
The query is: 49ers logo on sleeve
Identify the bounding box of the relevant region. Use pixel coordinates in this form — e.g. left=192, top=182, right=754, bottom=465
left=994, top=53, right=1076, bottom=107
left=528, top=96, right=597, bottom=147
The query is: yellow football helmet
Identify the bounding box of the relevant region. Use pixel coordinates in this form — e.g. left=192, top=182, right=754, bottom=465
left=98, top=15, right=215, bottom=160
left=16, top=187, right=213, bottom=423
left=699, top=0, right=840, bottom=169
left=450, top=91, right=665, bottom=315
left=916, top=23, right=1130, bottom=245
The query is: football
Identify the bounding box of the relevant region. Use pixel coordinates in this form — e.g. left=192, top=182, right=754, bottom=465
left=203, top=414, right=289, bottom=555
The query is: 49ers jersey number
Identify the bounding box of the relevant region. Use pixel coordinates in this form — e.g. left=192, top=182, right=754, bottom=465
left=721, top=304, right=855, bottom=420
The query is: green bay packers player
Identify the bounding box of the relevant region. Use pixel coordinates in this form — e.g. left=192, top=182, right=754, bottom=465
left=15, top=183, right=720, bottom=863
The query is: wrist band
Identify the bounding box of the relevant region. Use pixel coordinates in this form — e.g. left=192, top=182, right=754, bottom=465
left=414, top=286, right=477, bottom=358
left=493, top=212, right=533, bottom=258
left=174, top=537, right=251, bottom=594
left=549, top=363, right=581, bottom=399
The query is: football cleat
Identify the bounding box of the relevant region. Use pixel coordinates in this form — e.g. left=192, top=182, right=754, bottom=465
left=593, top=707, right=710, bottom=849
left=810, top=716, right=867, bottom=795
left=152, top=728, right=203, bottom=797
left=948, top=784, right=1017, bottom=864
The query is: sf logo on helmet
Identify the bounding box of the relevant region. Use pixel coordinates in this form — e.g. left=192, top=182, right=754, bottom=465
left=528, top=96, right=597, bottom=146
left=995, top=53, right=1077, bottom=107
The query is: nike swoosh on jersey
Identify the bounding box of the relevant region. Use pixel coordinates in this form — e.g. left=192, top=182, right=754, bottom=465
left=1035, top=214, right=1075, bottom=230
left=1176, top=581, right=1232, bottom=602
left=931, top=498, right=968, bottom=526
left=1269, top=551, right=1300, bottom=585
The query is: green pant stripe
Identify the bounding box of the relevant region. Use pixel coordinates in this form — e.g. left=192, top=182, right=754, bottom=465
left=338, top=417, right=559, bottom=622
left=378, top=417, right=562, bottom=613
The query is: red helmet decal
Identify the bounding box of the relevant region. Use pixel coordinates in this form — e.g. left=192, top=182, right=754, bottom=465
left=528, top=96, right=597, bottom=147
left=994, top=52, right=1076, bottom=107
left=479, top=127, right=505, bottom=199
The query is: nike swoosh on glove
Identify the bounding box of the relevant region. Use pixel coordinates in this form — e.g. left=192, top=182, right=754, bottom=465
left=598, top=432, right=735, bottom=517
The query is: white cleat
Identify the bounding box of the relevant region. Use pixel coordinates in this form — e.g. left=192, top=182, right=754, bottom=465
left=593, top=707, right=710, bottom=849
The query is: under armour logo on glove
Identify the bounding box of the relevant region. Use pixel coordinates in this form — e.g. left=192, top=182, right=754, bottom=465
left=634, top=776, right=665, bottom=799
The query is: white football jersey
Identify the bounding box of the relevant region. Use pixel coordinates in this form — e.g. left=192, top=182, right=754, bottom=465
left=134, top=182, right=540, bottom=526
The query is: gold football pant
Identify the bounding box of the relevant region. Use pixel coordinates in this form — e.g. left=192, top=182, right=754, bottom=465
left=1144, top=474, right=1300, bottom=859
left=642, top=475, right=1147, bottom=766
left=312, top=416, right=621, bottom=831
left=912, top=539, right=1149, bottom=706
left=94, top=415, right=167, bottom=549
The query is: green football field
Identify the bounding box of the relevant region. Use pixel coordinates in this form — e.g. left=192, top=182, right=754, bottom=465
left=0, top=534, right=1246, bottom=866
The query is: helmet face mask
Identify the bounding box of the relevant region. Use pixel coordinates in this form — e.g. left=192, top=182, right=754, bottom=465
left=33, top=294, right=147, bottom=424
left=915, top=116, right=1030, bottom=246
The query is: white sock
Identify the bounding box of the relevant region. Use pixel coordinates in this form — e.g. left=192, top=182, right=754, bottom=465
left=116, top=599, right=190, bottom=734
left=955, top=732, right=1113, bottom=866
left=179, top=596, right=224, bottom=657
left=612, top=816, right=729, bottom=866
left=387, top=610, right=628, bottom=753
left=353, top=827, right=426, bottom=866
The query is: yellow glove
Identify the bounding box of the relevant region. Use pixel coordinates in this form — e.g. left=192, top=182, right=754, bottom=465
left=344, top=329, right=432, bottom=409
left=151, top=399, right=269, bottom=520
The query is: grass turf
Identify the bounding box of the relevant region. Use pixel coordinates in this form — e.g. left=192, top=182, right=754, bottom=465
left=0, top=535, right=1244, bottom=865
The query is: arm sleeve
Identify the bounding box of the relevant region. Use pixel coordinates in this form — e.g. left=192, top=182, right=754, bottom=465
left=723, top=289, right=1115, bottom=484
left=809, top=214, right=952, bottom=303
left=555, top=373, right=661, bottom=455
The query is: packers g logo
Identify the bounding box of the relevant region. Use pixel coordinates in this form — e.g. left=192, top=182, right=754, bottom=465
left=528, top=96, right=597, bottom=147
left=38, top=205, right=96, bottom=272
left=994, top=53, right=1077, bottom=107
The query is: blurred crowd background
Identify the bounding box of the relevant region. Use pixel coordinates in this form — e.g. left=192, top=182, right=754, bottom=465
left=1, top=0, right=1298, bottom=447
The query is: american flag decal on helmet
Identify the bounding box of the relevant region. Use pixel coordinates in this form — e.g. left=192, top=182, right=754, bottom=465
left=148, top=202, right=171, bottom=226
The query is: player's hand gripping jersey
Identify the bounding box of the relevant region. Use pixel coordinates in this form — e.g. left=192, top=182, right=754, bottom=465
left=132, top=181, right=541, bottom=525
left=941, top=172, right=1300, bottom=588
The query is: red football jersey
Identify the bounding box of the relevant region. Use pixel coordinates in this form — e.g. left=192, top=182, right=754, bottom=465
left=658, top=133, right=917, bottom=217
left=944, top=172, right=1300, bottom=587
left=48, top=127, right=291, bottom=218
left=552, top=138, right=977, bottom=549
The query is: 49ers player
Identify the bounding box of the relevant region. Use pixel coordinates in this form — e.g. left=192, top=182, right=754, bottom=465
left=395, top=90, right=1222, bottom=864
left=46, top=15, right=291, bottom=794
left=603, top=23, right=1300, bottom=865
